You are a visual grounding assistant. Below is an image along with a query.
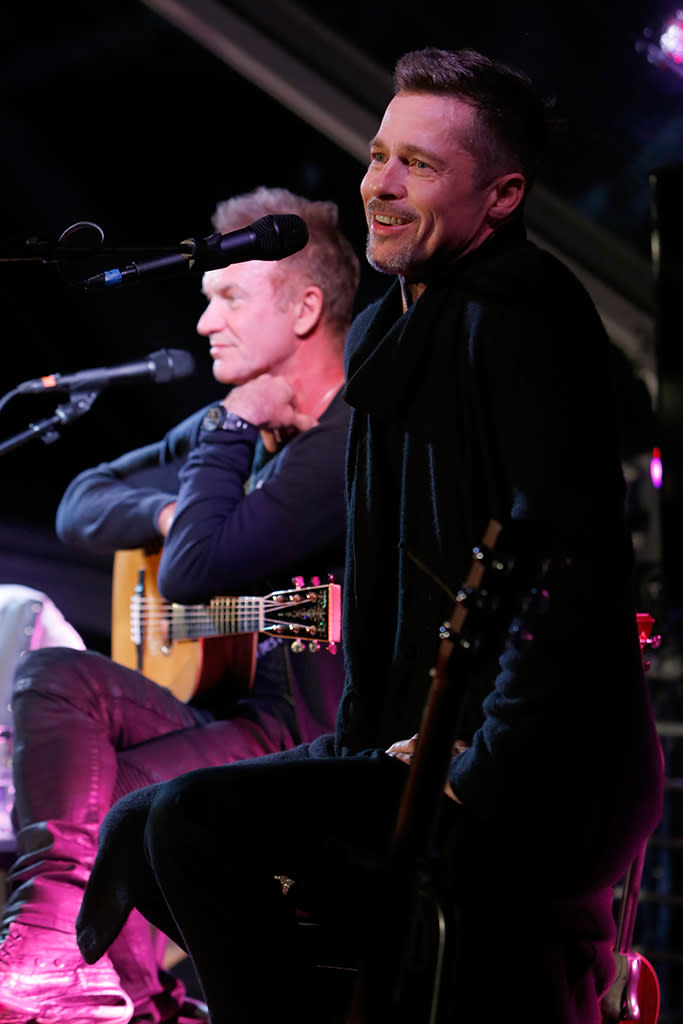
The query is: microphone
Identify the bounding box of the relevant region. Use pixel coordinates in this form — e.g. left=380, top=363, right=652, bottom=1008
left=16, top=348, right=196, bottom=394
left=83, top=214, right=309, bottom=288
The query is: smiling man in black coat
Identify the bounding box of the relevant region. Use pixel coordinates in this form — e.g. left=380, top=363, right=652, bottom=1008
left=76, top=48, right=663, bottom=1024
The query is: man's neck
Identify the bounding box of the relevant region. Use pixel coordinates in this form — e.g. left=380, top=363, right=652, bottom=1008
left=297, top=364, right=345, bottom=419
left=401, top=278, right=426, bottom=310
left=285, top=341, right=345, bottom=419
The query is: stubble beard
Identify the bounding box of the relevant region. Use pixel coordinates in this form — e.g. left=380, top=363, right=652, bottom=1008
left=365, top=234, right=415, bottom=277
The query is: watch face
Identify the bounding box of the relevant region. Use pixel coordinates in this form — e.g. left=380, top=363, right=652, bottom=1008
left=202, top=405, right=225, bottom=431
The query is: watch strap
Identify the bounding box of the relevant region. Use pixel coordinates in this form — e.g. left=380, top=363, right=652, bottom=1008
left=201, top=404, right=257, bottom=435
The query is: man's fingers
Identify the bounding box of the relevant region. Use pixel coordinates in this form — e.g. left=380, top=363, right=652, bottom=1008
left=292, top=412, right=318, bottom=433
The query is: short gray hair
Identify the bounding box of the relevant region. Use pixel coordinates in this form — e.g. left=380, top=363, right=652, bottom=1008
left=212, top=187, right=360, bottom=334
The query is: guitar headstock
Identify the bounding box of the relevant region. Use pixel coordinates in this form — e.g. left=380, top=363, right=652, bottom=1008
left=394, top=521, right=552, bottom=859
left=435, top=519, right=553, bottom=675
left=264, top=578, right=341, bottom=652
left=437, top=520, right=506, bottom=651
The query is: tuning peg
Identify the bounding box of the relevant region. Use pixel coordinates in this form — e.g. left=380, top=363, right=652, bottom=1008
left=292, top=576, right=304, bottom=589
left=327, top=642, right=337, bottom=655
left=308, top=640, right=321, bottom=652
left=290, top=639, right=305, bottom=653
left=311, top=575, right=321, bottom=586
left=328, top=573, right=335, bottom=583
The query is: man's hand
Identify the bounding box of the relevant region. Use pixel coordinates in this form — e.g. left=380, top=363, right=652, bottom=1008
left=156, top=502, right=177, bottom=538
left=385, top=734, right=418, bottom=765
left=225, top=374, right=317, bottom=435
left=386, top=734, right=465, bottom=803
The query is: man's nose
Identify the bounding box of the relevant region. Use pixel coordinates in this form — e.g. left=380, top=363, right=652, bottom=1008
left=370, top=158, right=407, bottom=198
left=196, top=301, right=220, bottom=336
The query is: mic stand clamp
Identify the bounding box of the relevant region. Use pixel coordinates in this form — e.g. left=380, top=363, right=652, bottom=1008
left=0, top=390, right=100, bottom=457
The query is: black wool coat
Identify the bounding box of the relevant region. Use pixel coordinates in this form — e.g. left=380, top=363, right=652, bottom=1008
left=337, top=222, right=662, bottom=895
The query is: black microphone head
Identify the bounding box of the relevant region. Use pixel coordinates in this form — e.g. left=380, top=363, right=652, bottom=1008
left=250, top=215, right=309, bottom=260
left=148, top=349, right=196, bottom=383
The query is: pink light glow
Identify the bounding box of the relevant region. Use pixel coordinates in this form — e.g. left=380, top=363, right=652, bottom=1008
left=650, top=447, right=663, bottom=489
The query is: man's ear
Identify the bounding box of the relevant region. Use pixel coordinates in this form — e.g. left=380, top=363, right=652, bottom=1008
left=293, top=285, right=324, bottom=337
left=488, top=172, right=526, bottom=223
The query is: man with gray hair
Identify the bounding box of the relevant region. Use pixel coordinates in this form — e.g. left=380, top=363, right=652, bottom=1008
left=0, top=187, right=359, bottom=1024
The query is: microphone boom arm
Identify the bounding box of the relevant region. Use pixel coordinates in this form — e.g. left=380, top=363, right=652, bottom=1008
left=0, top=390, right=99, bottom=458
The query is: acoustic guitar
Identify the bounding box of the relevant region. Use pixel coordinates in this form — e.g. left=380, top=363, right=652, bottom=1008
left=347, top=532, right=662, bottom=1024
left=347, top=520, right=552, bottom=1023
left=111, top=548, right=341, bottom=702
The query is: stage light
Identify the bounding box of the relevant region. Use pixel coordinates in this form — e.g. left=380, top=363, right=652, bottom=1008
left=637, top=9, right=683, bottom=80
left=660, top=11, right=683, bottom=62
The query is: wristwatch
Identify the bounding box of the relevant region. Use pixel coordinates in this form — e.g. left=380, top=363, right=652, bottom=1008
left=201, top=405, right=256, bottom=434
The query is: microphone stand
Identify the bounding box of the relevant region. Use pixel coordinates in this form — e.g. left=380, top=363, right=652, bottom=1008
left=0, top=222, right=197, bottom=290
left=0, top=246, right=191, bottom=264
left=0, top=390, right=99, bottom=457
left=0, top=221, right=192, bottom=265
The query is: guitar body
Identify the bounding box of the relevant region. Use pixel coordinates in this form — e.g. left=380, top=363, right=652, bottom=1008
left=632, top=955, right=661, bottom=1024
left=111, top=548, right=256, bottom=701
left=600, top=616, right=662, bottom=1024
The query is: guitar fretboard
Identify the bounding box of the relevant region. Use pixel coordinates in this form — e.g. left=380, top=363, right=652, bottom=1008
left=130, top=596, right=265, bottom=644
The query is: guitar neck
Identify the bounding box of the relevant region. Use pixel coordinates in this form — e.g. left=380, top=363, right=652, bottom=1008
left=115, top=548, right=341, bottom=656
left=392, top=520, right=503, bottom=862
left=157, top=596, right=266, bottom=643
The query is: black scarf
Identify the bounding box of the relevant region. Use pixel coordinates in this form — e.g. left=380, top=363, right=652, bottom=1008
left=336, top=223, right=630, bottom=755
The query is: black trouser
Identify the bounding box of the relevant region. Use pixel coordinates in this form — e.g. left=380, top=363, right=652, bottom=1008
left=78, top=746, right=618, bottom=1024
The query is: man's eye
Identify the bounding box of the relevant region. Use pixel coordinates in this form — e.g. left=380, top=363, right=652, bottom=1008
left=370, top=151, right=386, bottom=163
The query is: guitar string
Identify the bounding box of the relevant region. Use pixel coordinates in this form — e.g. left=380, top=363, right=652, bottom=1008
left=129, top=598, right=323, bottom=636
left=130, top=598, right=318, bottom=619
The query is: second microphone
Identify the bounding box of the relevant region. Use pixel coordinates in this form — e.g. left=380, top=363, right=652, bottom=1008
left=83, top=215, right=309, bottom=289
